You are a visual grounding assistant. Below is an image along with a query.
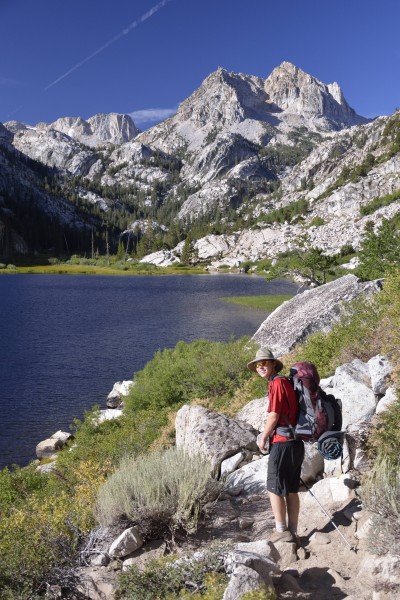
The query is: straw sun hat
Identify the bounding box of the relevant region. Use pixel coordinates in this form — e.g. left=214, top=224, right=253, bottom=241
left=247, top=347, right=284, bottom=373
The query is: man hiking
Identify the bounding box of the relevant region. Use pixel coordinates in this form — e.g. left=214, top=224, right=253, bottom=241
left=247, top=347, right=304, bottom=542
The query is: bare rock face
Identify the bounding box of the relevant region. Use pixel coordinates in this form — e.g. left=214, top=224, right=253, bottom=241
left=175, top=405, right=258, bottom=475
left=9, top=126, right=98, bottom=176
left=138, top=62, right=368, bottom=154
left=264, top=62, right=368, bottom=130
left=252, top=274, right=382, bottom=356
left=48, top=113, right=139, bottom=147
left=182, top=133, right=260, bottom=184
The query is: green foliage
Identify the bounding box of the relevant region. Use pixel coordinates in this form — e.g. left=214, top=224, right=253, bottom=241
left=266, top=243, right=337, bottom=287
left=56, top=406, right=170, bottom=474
left=220, top=294, right=294, bottom=312
left=0, top=464, right=47, bottom=514
left=115, top=544, right=229, bottom=600
left=318, top=153, right=377, bottom=200
left=257, top=198, right=309, bottom=225
left=356, top=217, right=400, bottom=281
left=360, top=189, right=400, bottom=216
left=308, top=215, right=326, bottom=227
left=339, top=243, right=356, bottom=257
left=124, top=338, right=258, bottom=413
left=180, top=233, right=193, bottom=265
left=380, top=112, right=400, bottom=157
left=96, top=447, right=223, bottom=535
left=0, top=460, right=108, bottom=597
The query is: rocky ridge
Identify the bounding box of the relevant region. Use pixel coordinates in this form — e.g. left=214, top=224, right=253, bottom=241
left=1, top=62, right=399, bottom=262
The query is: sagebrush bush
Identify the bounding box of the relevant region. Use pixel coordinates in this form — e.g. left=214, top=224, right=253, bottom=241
left=96, top=447, right=223, bottom=536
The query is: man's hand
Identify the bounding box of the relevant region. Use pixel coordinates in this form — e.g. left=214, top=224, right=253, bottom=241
left=257, top=411, right=280, bottom=452
left=257, top=432, right=269, bottom=453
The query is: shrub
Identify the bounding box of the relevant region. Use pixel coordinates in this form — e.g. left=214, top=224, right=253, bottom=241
left=308, top=216, right=326, bottom=227
left=55, top=406, right=170, bottom=474
left=257, top=198, right=309, bottom=225
left=360, top=189, right=400, bottom=216
left=356, top=217, right=400, bottom=281
left=0, top=460, right=107, bottom=597
left=361, top=455, right=400, bottom=556
left=115, top=544, right=229, bottom=600
left=124, top=338, right=258, bottom=413
left=96, top=447, right=223, bottom=536
left=339, top=243, right=356, bottom=257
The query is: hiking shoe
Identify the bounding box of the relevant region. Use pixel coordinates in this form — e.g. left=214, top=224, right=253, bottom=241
left=291, top=534, right=302, bottom=549
left=269, top=530, right=294, bottom=543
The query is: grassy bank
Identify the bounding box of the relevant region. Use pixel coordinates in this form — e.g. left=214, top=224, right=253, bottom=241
left=0, top=262, right=209, bottom=276
left=220, top=294, right=294, bottom=311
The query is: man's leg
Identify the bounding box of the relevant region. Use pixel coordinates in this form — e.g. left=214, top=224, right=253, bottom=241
left=287, top=492, right=300, bottom=535
left=268, top=491, right=287, bottom=531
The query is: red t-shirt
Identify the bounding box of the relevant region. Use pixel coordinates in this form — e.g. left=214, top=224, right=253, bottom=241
left=267, top=376, right=298, bottom=443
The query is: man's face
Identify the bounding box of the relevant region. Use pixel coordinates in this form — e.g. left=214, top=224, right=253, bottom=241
left=255, top=360, right=276, bottom=380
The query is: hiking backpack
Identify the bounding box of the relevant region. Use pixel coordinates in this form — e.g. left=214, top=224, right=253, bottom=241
left=275, top=361, right=344, bottom=459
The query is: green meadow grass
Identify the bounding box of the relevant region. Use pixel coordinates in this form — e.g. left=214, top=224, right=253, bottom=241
left=220, top=294, right=294, bottom=311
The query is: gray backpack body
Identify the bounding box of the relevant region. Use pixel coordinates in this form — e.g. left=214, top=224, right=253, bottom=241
left=275, top=361, right=344, bottom=460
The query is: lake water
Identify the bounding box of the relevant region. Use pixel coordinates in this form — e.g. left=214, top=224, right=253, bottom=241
left=0, top=274, right=297, bottom=469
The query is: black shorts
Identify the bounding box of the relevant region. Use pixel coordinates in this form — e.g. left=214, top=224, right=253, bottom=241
left=267, top=440, right=305, bottom=497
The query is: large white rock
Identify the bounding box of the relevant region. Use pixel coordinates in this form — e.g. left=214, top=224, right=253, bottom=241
left=301, top=443, right=324, bottom=483
left=357, top=554, right=400, bottom=594
left=106, top=380, right=134, bottom=408
left=302, top=474, right=355, bottom=507
left=252, top=275, right=382, bottom=357
left=323, top=359, right=376, bottom=429
left=323, top=436, right=351, bottom=476
left=96, top=409, right=123, bottom=424
left=109, top=526, right=143, bottom=558
left=367, top=355, right=392, bottom=395
left=225, top=455, right=269, bottom=495
left=235, top=397, right=267, bottom=432
left=222, top=565, right=269, bottom=600
left=175, top=405, right=258, bottom=474
left=35, top=430, right=72, bottom=459
left=220, top=451, right=248, bottom=477
left=376, top=386, right=398, bottom=415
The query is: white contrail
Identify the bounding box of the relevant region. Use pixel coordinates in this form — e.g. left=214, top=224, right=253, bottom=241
left=44, top=0, right=173, bottom=91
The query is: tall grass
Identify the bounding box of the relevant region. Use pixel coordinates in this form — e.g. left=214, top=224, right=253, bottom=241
left=361, top=455, right=400, bottom=556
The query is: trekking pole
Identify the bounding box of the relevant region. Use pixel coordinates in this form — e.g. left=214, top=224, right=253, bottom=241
left=300, top=478, right=356, bottom=552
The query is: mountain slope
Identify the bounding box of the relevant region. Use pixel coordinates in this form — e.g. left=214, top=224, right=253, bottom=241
left=1, top=62, right=399, bottom=264
left=138, top=62, right=369, bottom=154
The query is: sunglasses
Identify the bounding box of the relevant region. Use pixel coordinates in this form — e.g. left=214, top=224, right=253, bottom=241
left=255, top=360, right=272, bottom=369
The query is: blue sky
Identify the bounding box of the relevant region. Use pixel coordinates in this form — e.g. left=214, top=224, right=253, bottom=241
left=1, top=0, right=399, bottom=130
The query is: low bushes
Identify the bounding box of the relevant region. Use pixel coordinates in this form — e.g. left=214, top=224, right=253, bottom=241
left=360, top=189, right=400, bottom=216
left=96, top=447, right=223, bottom=537
left=124, top=338, right=259, bottom=414
left=0, top=460, right=108, bottom=598
left=115, top=545, right=229, bottom=600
